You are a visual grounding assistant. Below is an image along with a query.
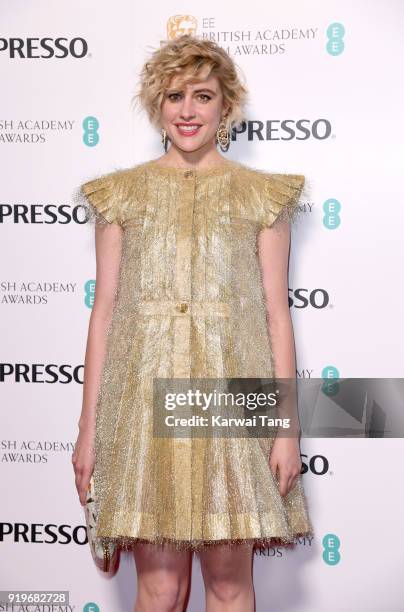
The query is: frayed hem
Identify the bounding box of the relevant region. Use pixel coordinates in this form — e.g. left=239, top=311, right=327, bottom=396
left=98, top=530, right=314, bottom=554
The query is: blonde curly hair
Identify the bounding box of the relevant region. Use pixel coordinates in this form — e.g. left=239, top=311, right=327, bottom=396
left=132, top=35, right=249, bottom=133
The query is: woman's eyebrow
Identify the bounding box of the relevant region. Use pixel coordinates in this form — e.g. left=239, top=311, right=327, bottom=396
left=166, top=87, right=217, bottom=95
left=192, top=88, right=217, bottom=94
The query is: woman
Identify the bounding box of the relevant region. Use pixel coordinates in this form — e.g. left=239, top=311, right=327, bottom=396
left=72, top=34, right=313, bottom=612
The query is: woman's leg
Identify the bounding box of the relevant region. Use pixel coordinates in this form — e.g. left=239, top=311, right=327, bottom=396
left=199, top=542, right=255, bottom=611
left=133, top=541, right=193, bottom=612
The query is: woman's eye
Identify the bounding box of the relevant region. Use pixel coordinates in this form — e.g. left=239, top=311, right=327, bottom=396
left=167, top=93, right=211, bottom=102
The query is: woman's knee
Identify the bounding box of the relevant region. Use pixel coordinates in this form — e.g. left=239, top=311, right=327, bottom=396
left=204, top=575, right=247, bottom=603
left=137, top=574, right=187, bottom=609
left=133, top=542, right=191, bottom=610
left=199, top=544, right=254, bottom=603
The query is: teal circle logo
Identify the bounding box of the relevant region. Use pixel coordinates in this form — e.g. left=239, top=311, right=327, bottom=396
left=83, top=115, right=99, bottom=147
left=323, top=198, right=341, bottom=229
left=85, top=279, right=96, bottom=308
left=321, top=366, right=339, bottom=396
left=326, top=22, right=345, bottom=56
left=83, top=604, right=100, bottom=612
left=322, top=366, right=339, bottom=380
left=322, top=533, right=341, bottom=565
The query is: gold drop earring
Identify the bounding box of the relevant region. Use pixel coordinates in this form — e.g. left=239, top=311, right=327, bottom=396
left=161, top=127, right=168, bottom=152
left=216, top=118, right=230, bottom=152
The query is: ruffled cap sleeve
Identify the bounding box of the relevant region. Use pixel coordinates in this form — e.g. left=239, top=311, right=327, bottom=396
left=231, top=164, right=307, bottom=231
left=78, top=173, right=123, bottom=226
left=259, top=173, right=306, bottom=230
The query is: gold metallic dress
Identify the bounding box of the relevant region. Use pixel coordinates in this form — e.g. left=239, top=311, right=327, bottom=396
left=79, top=157, right=314, bottom=553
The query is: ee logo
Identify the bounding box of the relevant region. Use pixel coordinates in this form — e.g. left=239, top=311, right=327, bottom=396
left=85, top=279, right=96, bottom=308
left=322, top=533, right=341, bottom=565
left=321, top=365, right=340, bottom=397
left=323, top=198, right=341, bottom=229
left=326, top=23, right=345, bottom=56
left=83, top=115, right=99, bottom=147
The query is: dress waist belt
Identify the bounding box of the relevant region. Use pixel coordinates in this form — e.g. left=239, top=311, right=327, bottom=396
left=136, top=300, right=230, bottom=318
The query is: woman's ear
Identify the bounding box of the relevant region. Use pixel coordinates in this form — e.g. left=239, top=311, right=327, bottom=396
left=222, top=103, right=231, bottom=118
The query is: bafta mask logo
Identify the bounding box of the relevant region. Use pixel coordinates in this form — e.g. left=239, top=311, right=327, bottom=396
left=167, top=15, right=198, bottom=39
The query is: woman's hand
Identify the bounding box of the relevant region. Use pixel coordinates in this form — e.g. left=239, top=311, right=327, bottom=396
left=71, top=424, right=96, bottom=506
left=269, top=436, right=302, bottom=497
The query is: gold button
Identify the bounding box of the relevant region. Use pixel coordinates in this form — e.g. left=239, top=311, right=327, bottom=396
left=183, top=170, right=194, bottom=178
left=177, top=302, right=188, bottom=313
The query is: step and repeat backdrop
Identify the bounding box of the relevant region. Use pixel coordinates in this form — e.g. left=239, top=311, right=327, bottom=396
left=1, top=1, right=404, bottom=611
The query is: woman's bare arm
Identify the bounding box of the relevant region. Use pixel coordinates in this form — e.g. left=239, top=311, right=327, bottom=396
left=72, top=222, right=123, bottom=504
left=258, top=221, right=296, bottom=378
left=79, top=223, right=123, bottom=430
left=257, top=220, right=302, bottom=496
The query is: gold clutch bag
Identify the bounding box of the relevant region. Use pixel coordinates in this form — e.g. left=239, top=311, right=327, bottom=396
left=84, top=475, right=119, bottom=572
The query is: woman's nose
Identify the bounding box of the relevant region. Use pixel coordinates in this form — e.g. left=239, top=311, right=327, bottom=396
left=179, top=95, right=196, bottom=119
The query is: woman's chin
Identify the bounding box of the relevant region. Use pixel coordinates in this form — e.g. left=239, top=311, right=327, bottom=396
left=172, top=140, right=208, bottom=153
